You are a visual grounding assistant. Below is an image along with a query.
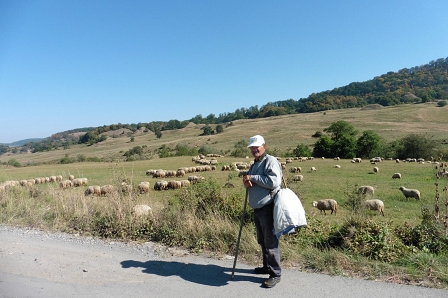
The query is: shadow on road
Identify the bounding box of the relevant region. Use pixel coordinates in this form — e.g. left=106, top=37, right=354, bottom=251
left=121, top=259, right=265, bottom=287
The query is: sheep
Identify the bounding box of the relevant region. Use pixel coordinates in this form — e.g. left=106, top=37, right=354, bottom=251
left=373, top=167, right=379, bottom=173
left=85, top=185, right=101, bottom=196
left=293, top=174, right=304, bottom=182
left=365, top=199, right=384, bottom=216
left=312, top=199, right=338, bottom=215
left=399, top=186, right=421, bottom=201
left=358, top=185, right=374, bottom=196
left=100, top=185, right=114, bottom=196
left=392, top=173, right=402, bottom=179
left=59, top=180, right=72, bottom=189
left=180, top=180, right=191, bottom=187
left=289, top=167, right=301, bottom=173
left=333, top=165, right=341, bottom=168
left=138, top=181, right=150, bottom=193
left=311, top=167, right=317, bottom=172
left=154, top=180, right=168, bottom=190
left=132, top=204, right=152, bottom=217
left=69, top=175, right=75, bottom=181
left=167, top=180, right=182, bottom=189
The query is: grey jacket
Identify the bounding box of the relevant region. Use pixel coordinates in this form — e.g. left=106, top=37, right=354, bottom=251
left=247, top=153, right=283, bottom=209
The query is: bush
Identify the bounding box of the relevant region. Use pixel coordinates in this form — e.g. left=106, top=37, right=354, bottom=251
left=437, top=100, right=447, bottom=107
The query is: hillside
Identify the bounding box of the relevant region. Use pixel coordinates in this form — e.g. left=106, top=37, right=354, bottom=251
left=1, top=103, right=447, bottom=165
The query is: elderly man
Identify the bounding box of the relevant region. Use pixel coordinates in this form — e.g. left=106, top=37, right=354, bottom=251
left=242, top=135, right=283, bottom=288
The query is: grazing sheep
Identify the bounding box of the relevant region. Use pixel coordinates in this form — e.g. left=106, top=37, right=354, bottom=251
left=72, top=178, right=83, bottom=187
left=293, top=174, right=304, bottom=182
left=56, top=175, right=63, bottom=182
left=333, top=165, right=341, bottom=168
left=100, top=185, right=114, bottom=196
left=69, top=175, right=75, bottom=181
left=154, top=180, right=168, bottom=190
left=365, top=199, right=384, bottom=216
left=289, top=167, right=302, bottom=173
left=373, top=167, right=379, bottom=173
left=399, top=186, right=421, bottom=201
left=358, top=185, right=375, bottom=196
left=59, top=180, right=73, bottom=189
left=167, top=180, right=182, bottom=189
left=132, top=204, right=152, bottom=217
left=85, top=185, right=101, bottom=196
left=180, top=180, right=191, bottom=187
left=311, top=167, right=317, bottom=172
left=138, top=181, right=150, bottom=193
left=312, top=199, right=338, bottom=215
left=392, top=173, right=402, bottom=179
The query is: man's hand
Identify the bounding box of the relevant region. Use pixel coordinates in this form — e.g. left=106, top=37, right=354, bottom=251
left=243, top=175, right=252, bottom=188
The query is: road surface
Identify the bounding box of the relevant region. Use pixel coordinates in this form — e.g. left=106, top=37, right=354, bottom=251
left=1, top=226, right=446, bottom=298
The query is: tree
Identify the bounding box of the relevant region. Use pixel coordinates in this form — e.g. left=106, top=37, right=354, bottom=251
left=332, top=134, right=357, bottom=159
left=324, top=120, right=358, bottom=142
left=322, top=120, right=358, bottom=158
left=356, top=130, right=384, bottom=158
left=396, top=134, right=436, bottom=160
left=215, top=124, right=224, bottom=134
left=202, top=125, right=213, bottom=136
left=312, top=135, right=333, bottom=158
left=155, top=130, right=162, bottom=139
left=293, top=144, right=312, bottom=157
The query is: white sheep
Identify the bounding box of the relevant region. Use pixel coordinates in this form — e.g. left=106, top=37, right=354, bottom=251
left=138, top=181, right=150, bottom=193
left=358, top=185, right=375, bottom=196
left=399, top=186, right=421, bottom=201
left=293, top=174, right=304, bottom=182
left=132, top=204, right=152, bottom=217
left=392, top=173, right=402, bottom=179
left=311, top=167, right=317, bottom=172
left=373, top=167, right=379, bottom=173
left=312, top=199, right=338, bottom=215
left=365, top=199, right=384, bottom=216
left=85, top=185, right=101, bottom=196
left=100, top=185, right=114, bottom=196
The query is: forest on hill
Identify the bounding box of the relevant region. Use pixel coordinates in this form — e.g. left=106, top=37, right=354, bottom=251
left=2, top=56, right=447, bottom=154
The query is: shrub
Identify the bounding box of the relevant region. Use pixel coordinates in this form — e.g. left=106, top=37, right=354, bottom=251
left=437, top=100, right=447, bottom=107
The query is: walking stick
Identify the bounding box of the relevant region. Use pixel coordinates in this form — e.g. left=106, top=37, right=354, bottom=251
left=231, top=188, right=248, bottom=279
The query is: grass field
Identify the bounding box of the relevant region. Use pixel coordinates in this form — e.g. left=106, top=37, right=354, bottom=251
left=1, top=103, right=448, bottom=288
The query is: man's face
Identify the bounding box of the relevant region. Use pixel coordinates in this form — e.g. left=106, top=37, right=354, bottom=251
left=249, top=144, right=266, bottom=159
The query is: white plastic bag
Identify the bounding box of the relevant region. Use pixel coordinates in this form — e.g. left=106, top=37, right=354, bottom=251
left=273, top=188, right=307, bottom=239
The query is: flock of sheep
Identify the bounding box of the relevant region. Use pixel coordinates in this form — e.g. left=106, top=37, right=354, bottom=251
left=307, top=156, right=443, bottom=217
left=2, top=153, right=445, bottom=221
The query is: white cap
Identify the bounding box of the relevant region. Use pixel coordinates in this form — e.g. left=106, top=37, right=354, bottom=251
left=247, top=135, right=265, bottom=147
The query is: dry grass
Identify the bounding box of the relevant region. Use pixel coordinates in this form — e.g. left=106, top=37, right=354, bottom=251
left=2, top=103, right=447, bottom=165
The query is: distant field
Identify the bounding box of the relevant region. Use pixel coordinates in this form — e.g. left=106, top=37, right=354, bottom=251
left=1, top=102, right=448, bottom=165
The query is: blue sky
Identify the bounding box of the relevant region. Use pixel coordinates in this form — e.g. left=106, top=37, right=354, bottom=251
left=1, top=0, right=448, bottom=144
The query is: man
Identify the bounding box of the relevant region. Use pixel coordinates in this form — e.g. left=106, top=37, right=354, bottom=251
left=242, top=135, right=283, bottom=288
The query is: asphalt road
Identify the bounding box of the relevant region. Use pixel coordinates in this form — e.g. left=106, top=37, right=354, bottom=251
left=0, top=226, right=446, bottom=298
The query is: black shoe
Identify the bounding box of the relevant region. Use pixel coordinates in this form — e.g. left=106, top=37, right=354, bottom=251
left=254, top=267, right=270, bottom=274
left=263, top=276, right=281, bottom=288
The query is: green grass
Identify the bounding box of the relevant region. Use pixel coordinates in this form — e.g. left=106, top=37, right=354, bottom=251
left=1, top=103, right=448, bottom=288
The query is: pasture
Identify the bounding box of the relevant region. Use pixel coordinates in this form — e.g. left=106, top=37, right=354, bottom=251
left=1, top=155, right=444, bottom=227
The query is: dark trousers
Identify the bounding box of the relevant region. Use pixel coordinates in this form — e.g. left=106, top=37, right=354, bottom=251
left=253, top=202, right=281, bottom=277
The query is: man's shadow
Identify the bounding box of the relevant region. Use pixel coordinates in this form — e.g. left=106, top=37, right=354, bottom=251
left=120, top=259, right=265, bottom=287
